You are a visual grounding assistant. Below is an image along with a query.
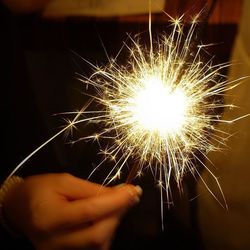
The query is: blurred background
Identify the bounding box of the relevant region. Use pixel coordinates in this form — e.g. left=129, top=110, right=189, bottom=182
left=1, top=0, right=249, bottom=249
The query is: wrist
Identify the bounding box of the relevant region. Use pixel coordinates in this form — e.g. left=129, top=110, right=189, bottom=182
left=0, top=176, right=24, bottom=237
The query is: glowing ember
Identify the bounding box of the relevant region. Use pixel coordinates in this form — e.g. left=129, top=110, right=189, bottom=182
left=8, top=14, right=248, bottom=215
left=130, top=76, right=188, bottom=133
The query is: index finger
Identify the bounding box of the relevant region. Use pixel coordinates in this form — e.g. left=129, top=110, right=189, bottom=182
left=58, top=185, right=142, bottom=228
left=56, top=174, right=110, bottom=200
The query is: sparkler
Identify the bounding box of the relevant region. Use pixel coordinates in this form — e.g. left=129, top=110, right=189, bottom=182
left=8, top=12, right=248, bottom=213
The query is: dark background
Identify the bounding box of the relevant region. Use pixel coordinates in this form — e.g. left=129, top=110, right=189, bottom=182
left=0, top=1, right=241, bottom=249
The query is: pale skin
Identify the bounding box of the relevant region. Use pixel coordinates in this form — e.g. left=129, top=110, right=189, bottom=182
left=3, top=173, right=142, bottom=250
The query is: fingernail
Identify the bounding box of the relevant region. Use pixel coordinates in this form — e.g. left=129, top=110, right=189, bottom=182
left=127, top=185, right=143, bottom=204
left=135, top=185, right=143, bottom=196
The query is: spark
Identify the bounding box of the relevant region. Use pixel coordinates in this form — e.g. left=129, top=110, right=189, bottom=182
left=74, top=15, right=247, bottom=203
left=7, top=14, right=249, bottom=213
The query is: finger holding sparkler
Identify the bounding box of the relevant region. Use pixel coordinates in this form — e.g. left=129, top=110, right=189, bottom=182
left=1, top=173, right=142, bottom=249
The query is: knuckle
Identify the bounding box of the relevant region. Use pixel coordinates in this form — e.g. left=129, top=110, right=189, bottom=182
left=57, top=173, right=73, bottom=187
left=82, top=201, right=98, bottom=221
left=60, top=172, right=72, bottom=180
left=30, top=205, right=54, bottom=234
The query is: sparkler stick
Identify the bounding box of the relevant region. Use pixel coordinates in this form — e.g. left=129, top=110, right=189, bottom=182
left=125, top=164, right=141, bottom=184
left=7, top=10, right=249, bottom=212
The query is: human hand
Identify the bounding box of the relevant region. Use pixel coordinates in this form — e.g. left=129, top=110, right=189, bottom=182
left=3, top=173, right=142, bottom=250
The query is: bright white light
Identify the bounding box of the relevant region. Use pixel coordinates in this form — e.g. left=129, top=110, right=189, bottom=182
left=132, top=76, right=188, bottom=134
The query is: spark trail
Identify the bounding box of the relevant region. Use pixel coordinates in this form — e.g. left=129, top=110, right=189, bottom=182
left=8, top=13, right=248, bottom=212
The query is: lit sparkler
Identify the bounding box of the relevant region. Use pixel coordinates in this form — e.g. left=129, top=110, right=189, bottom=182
left=8, top=13, right=248, bottom=211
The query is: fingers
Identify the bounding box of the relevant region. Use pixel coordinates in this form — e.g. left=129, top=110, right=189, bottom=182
left=55, top=173, right=110, bottom=200
left=58, top=185, right=142, bottom=228
left=20, top=174, right=143, bottom=250
left=49, top=215, right=121, bottom=250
